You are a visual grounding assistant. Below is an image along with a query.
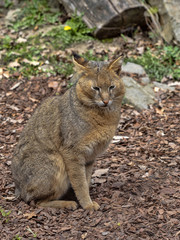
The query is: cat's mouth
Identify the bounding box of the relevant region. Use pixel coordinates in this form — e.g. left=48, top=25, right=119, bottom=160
left=97, top=100, right=112, bottom=108
left=101, top=104, right=109, bottom=108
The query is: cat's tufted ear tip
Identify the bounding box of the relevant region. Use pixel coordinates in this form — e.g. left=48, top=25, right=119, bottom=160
left=72, top=52, right=88, bottom=71
left=72, top=52, right=81, bottom=61
left=108, top=56, right=122, bottom=72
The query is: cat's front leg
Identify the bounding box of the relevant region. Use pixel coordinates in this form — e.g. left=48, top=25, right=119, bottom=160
left=86, top=163, right=94, bottom=187
left=65, top=159, right=99, bottom=211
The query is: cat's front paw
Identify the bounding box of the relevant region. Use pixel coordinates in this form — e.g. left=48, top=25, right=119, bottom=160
left=64, top=201, right=78, bottom=210
left=83, top=201, right=100, bottom=211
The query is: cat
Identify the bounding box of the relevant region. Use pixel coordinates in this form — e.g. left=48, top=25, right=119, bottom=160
left=11, top=54, right=125, bottom=211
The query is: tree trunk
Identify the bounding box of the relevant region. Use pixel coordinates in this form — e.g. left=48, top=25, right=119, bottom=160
left=58, top=0, right=145, bottom=39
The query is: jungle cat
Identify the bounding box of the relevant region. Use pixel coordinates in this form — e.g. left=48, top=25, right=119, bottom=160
left=11, top=54, right=125, bottom=211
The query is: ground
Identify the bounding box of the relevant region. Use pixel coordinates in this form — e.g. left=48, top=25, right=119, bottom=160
left=0, top=71, right=180, bottom=239
left=0, top=2, right=180, bottom=239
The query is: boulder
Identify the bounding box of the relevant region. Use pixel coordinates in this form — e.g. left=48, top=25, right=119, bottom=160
left=122, top=76, right=155, bottom=110
left=147, top=0, right=180, bottom=43
left=164, top=0, right=180, bottom=43
left=122, top=63, right=175, bottom=110
left=122, top=62, right=147, bottom=75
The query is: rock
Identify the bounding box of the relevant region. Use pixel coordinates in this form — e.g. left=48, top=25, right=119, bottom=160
left=164, top=0, right=180, bottom=43
left=153, top=81, right=175, bottom=92
left=147, top=0, right=180, bottom=43
left=122, top=62, right=150, bottom=85
left=122, top=62, right=146, bottom=75
left=5, top=8, right=21, bottom=25
left=58, top=0, right=145, bottom=39
left=38, top=65, right=54, bottom=72
left=141, top=77, right=150, bottom=85
left=122, top=76, right=155, bottom=110
left=122, top=75, right=176, bottom=110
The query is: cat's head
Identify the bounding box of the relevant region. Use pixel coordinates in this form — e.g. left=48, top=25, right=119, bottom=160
left=73, top=53, right=125, bottom=109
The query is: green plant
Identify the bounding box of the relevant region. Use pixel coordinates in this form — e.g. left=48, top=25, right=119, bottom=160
left=44, top=13, right=94, bottom=49
left=126, top=45, right=180, bottom=81
left=13, top=235, right=22, bottom=240
left=47, top=56, right=74, bottom=76
left=0, top=7, right=95, bottom=79
left=27, top=227, right=37, bottom=238
left=0, top=206, right=11, bottom=223
left=0, top=36, right=12, bottom=50
left=82, top=50, right=108, bottom=62
left=11, top=0, right=61, bottom=31
left=4, top=0, right=13, bottom=8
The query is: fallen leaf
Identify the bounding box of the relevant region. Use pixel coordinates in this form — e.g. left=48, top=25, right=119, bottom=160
left=155, top=107, right=164, bottom=115
left=16, top=37, right=27, bottom=43
left=169, top=142, right=177, bottom=149
left=93, top=178, right=106, bottom=184
left=166, top=210, right=177, bottom=216
left=137, top=46, right=144, bottom=54
left=142, top=172, right=149, bottom=178
left=158, top=209, right=164, bottom=215
left=138, top=164, right=147, bottom=170
left=3, top=196, right=16, bottom=201
left=6, top=104, right=20, bottom=111
left=10, top=82, right=22, bottom=90
left=92, top=168, right=109, bottom=178
left=3, top=71, right=9, bottom=78
left=168, top=81, right=180, bottom=87
left=34, top=25, right=39, bottom=31
left=48, top=81, right=59, bottom=89
left=60, top=226, right=72, bottom=231
left=160, top=188, right=177, bottom=195
left=8, top=61, right=20, bottom=68
left=154, top=87, right=160, bottom=92
left=112, top=135, right=129, bottom=143
left=23, top=211, right=37, bottom=219
left=29, top=97, right=39, bottom=102
left=6, top=92, right=13, bottom=96
left=22, top=59, right=40, bottom=66
left=81, top=232, right=88, bottom=239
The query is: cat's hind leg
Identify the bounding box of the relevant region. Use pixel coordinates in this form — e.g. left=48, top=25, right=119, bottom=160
left=37, top=200, right=77, bottom=210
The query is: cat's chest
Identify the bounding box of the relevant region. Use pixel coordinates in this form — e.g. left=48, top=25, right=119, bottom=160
left=83, top=127, right=115, bottom=161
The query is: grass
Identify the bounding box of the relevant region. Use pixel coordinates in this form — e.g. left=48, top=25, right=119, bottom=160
left=0, top=206, right=11, bottom=223
left=13, top=235, right=22, bottom=240
left=1, top=0, right=179, bottom=82
left=10, top=0, right=61, bottom=32
left=43, top=13, right=94, bottom=49
left=126, top=45, right=180, bottom=81
left=0, top=0, right=96, bottom=78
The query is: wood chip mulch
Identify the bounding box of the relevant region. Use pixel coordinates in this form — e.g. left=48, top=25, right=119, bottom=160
left=0, top=76, right=180, bottom=240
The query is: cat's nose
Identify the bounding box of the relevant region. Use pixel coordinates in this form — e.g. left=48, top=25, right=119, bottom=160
left=103, top=100, right=109, bottom=105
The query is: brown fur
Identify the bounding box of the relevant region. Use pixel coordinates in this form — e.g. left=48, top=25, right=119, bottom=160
left=11, top=55, right=125, bottom=211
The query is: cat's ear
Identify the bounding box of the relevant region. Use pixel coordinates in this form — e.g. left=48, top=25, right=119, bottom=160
left=72, top=52, right=88, bottom=72
left=108, top=56, right=122, bottom=73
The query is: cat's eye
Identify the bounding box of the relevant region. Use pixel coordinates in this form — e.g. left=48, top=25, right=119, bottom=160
left=109, top=85, right=115, bottom=90
left=92, top=86, right=100, bottom=91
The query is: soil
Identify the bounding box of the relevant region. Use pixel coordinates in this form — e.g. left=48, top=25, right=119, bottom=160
left=0, top=2, right=180, bottom=239
left=0, top=73, right=180, bottom=240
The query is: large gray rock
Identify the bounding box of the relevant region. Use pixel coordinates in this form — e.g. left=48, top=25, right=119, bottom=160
left=147, top=0, right=180, bottom=43
left=164, top=0, right=180, bottom=43
left=122, top=62, right=146, bottom=75
left=122, top=76, right=155, bottom=110
left=58, top=0, right=145, bottom=39
left=122, top=64, right=175, bottom=110
left=5, top=8, right=21, bottom=25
